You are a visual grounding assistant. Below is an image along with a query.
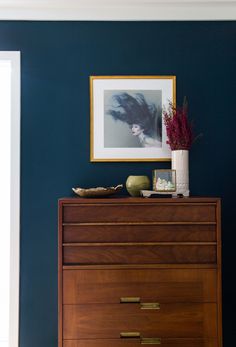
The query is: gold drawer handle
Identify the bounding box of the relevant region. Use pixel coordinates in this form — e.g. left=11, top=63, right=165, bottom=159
left=140, top=302, right=160, bottom=310
left=120, top=298, right=160, bottom=309
left=120, top=297, right=141, bottom=303
left=120, top=332, right=141, bottom=338
left=120, top=333, right=161, bottom=345
left=141, top=338, right=161, bottom=345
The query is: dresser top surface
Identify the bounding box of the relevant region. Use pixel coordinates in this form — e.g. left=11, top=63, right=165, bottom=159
left=59, top=197, right=220, bottom=205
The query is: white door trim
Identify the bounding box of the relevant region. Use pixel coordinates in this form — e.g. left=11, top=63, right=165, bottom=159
left=0, top=0, right=236, bottom=20
left=0, top=51, right=21, bottom=347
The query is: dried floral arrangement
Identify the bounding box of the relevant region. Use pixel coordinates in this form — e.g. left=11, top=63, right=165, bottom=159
left=163, top=97, right=194, bottom=150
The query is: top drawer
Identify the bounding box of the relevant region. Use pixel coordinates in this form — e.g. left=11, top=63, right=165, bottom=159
left=63, top=203, right=216, bottom=223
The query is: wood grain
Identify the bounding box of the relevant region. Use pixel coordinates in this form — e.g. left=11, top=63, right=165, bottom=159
left=63, top=338, right=218, bottom=347
left=63, top=204, right=216, bottom=223
left=63, top=224, right=216, bottom=243
left=58, top=197, right=222, bottom=347
left=63, top=244, right=217, bottom=264
left=216, top=199, right=223, bottom=347
left=59, top=197, right=220, bottom=204
left=63, top=303, right=217, bottom=339
left=58, top=201, right=63, bottom=347
left=63, top=268, right=217, bottom=304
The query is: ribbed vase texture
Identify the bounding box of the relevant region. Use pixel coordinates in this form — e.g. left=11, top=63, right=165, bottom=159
left=171, top=150, right=190, bottom=197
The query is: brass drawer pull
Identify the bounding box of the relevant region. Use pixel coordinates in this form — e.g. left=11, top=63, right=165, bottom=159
left=120, top=333, right=161, bottom=344
left=120, top=298, right=160, bottom=309
left=140, top=302, right=160, bottom=310
left=120, top=332, right=141, bottom=338
left=120, top=297, right=141, bottom=303
left=141, top=337, right=161, bottom=344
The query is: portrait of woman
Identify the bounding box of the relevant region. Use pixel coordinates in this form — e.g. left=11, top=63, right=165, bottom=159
left=105, top=91, right=162, bottom=148
left=90, top=75, right=175, bottom=161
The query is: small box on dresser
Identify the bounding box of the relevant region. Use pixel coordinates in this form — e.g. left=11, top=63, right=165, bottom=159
left=58, top=197, right=222, bottom=347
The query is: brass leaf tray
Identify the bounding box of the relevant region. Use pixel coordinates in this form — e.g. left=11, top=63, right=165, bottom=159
left=72, top=184, right=123, bottom=198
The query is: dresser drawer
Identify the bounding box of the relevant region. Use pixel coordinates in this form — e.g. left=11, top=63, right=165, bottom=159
left=63, top=303, right=217, bottom=339
left=63, top=203, right=216, bottom=223
left=63, top=268, right=217, bottom=304
left=63, top=244, right=217, bottom=264
left=63, top=224, right=216, bottom=243
left=63, top=338, right=218, bottom=347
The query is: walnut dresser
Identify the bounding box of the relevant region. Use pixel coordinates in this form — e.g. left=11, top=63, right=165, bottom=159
left=58, top=197, right=222, bottom=347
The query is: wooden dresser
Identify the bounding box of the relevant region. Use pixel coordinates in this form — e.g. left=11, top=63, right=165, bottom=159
left=58, top=197, right=222, bottom=347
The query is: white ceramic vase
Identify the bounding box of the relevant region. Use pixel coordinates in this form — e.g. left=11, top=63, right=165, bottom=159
left=171, top=150, right=190, bottom=197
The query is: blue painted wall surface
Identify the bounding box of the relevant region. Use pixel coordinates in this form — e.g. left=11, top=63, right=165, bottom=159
left=0, top=21, right=235, bottom=346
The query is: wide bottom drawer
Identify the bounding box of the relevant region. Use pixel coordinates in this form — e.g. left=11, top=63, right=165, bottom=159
left=63, top=338, right=218, bottom=347
left=63, top=303, right=217, bottom=339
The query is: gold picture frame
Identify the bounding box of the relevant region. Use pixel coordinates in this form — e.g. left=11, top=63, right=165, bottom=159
left=90, top=75, right=176, bottom=162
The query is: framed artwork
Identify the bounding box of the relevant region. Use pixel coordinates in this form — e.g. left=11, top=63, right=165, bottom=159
left=90, top=75, right=176, bottom=162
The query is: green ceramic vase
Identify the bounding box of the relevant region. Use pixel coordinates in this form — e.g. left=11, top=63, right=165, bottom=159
left=126, top=175, right=150, bottom=197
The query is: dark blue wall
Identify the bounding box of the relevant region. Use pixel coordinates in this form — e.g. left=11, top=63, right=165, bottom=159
left=0, top=21, right=235, bottom=347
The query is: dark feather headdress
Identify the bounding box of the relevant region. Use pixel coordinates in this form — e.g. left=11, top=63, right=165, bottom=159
left=107, top=92, right=162, bottom=140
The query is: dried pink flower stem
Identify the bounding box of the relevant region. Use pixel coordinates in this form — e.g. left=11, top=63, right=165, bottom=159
left=163, top=99, right=194, bottom=150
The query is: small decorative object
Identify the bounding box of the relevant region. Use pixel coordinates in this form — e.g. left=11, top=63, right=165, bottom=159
left=126, top=175, right=150, bottom=197
left=153, top=169, right=176, bottom=192
left=163, top=97, right=195, bottom=197
left=140, top=190, right=173, bottom=198
left=72, top=184, right=123, bottom=198
left=90, top=75, right=176, bottom=162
